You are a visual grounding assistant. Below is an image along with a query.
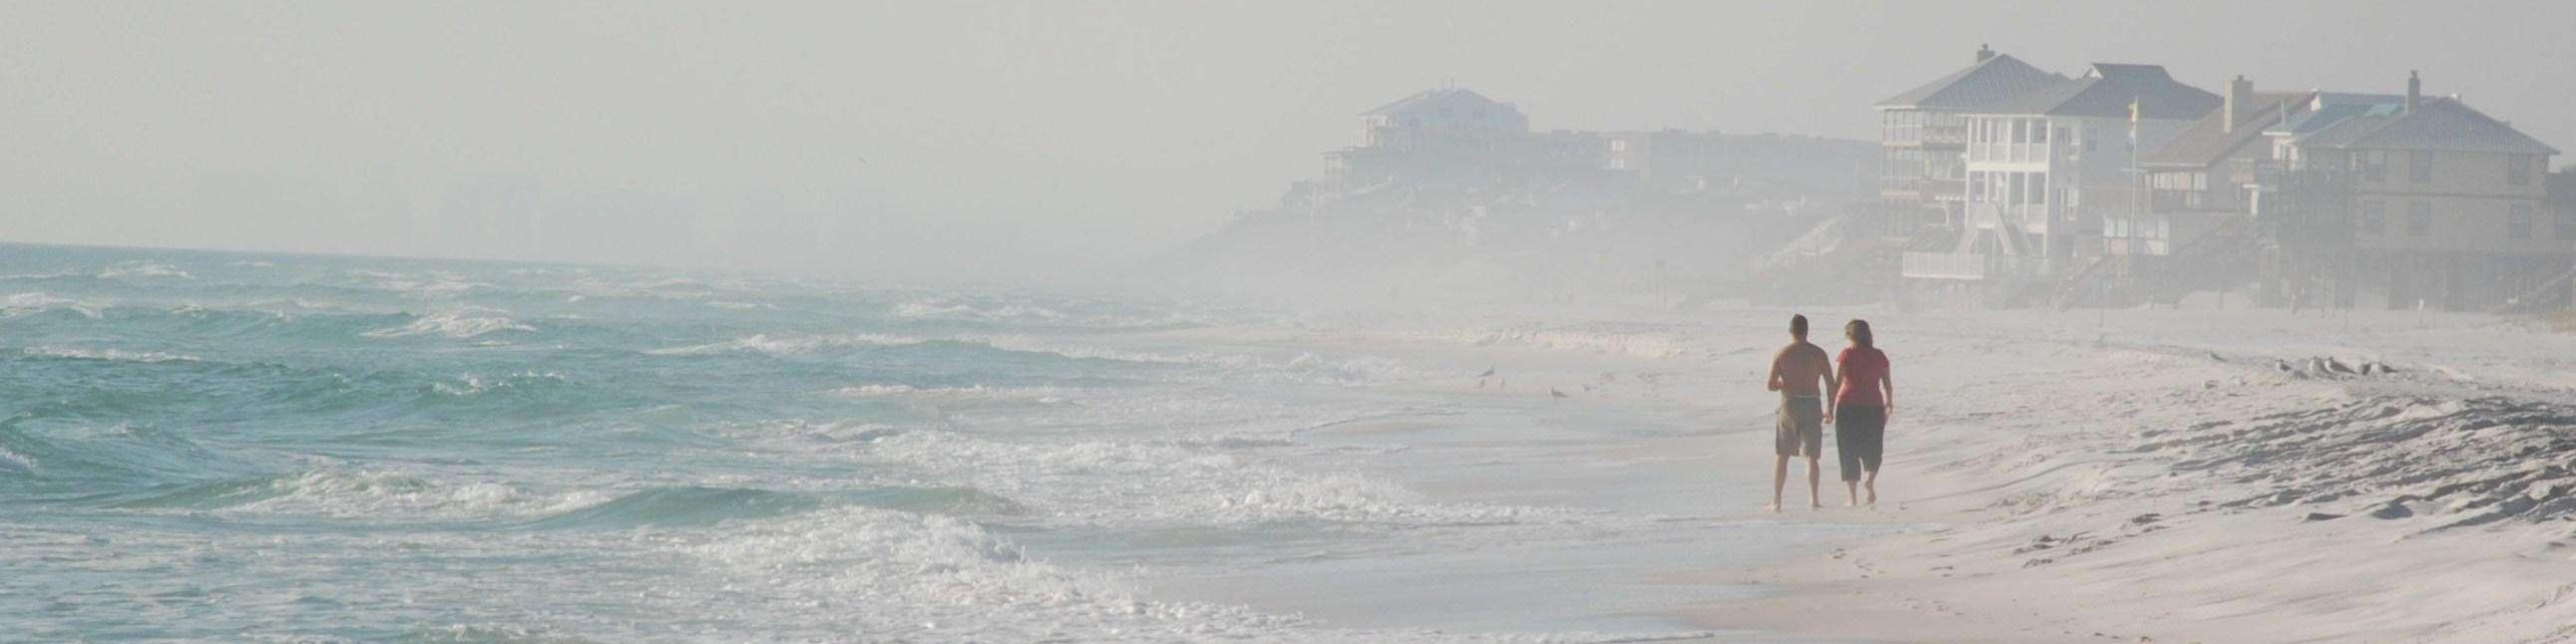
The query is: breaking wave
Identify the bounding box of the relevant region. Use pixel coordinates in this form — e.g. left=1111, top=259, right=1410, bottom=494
left=1, top=292, right=105, bottom=319
left=361, top=308, right=534, bottom=339
left=98, top=260, right=194, bottom=281
left=13, top=346, right=202, bottom=364
left=769, top=426, right=1563, bottom=526
left=646, top=333, right=926, bottom=357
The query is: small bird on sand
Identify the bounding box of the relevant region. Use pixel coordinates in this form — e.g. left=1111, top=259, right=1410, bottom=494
left=1549, top=388, right=1568, bottom=400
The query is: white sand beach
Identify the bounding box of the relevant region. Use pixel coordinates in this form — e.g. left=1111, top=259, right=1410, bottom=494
left=1177, top=303, right=2576, bottom=643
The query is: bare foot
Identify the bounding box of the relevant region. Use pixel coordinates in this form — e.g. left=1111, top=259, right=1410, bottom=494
left=1764, top=502, right=1781, bottom=512
left=1866, top=482, right=1879, bottom=505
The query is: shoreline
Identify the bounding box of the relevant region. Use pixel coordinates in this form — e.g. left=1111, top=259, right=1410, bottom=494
left=1131, top=312, right=1901, bottom=641
left=1658, top=307, right=2576, bottom=644
left=1195, top=303, right=2576, bottom=643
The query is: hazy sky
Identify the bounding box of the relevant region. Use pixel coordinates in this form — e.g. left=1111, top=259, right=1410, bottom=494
left=3, top=1, right=2570, bottom=281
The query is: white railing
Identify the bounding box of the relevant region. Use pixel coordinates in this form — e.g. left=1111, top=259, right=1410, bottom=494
left=1902, top=252, right=2044, bottom=281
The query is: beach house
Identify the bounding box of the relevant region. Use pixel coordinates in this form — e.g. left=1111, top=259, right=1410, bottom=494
left=1901, top=63, right=2219, bottom=291
left=1873, top=46, right=2067, bottom=235
left=2257, top=73, right=2564, bottom=309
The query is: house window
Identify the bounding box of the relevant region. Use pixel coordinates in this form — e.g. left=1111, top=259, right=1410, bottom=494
left=2406, top=201, right=2431, bottom=236
left=2560, top=207, right=2576, bottom=240
left=2508, top=155, right=2533, bottom=186
left=2358, top=151, right=2387, bottom=181
left=2360, top=200, right=2386, bottom=234
left=2509, top=204, right=2534, bottom=239
left=2409, top=151, right=2433, bottom=182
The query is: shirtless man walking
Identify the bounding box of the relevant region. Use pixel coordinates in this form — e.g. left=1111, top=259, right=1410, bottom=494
left=1764, top=314, right=1833, bottom=511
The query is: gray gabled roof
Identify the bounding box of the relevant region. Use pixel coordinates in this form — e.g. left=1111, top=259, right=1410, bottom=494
left=1876, top=53, right=2071, bottom=111
left=2297, top=98, right=2557, bottom=155
left=1973, top=63, right=2220, bottom=120
left=2265, top=94, right=2405, bottom=138
left=1361, top=88, right=1510, bottom=117
left=2142, top=91, right=2317, bottom=167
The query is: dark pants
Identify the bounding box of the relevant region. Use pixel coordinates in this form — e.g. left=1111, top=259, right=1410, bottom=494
left=1835, top=404, right=1886, bottom=482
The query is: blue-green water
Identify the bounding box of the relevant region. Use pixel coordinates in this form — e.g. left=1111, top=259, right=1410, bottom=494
left=0, top=243, right=1835, bottom=643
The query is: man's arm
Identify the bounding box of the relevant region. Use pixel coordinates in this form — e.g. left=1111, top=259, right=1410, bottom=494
left=1765, top=348, right=1785, bottom=392
left=1817, top=353, right=1836, bottom=407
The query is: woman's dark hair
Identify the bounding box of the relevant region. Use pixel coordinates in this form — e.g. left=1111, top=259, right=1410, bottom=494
left=1846, top=319, right=1874, bottom=349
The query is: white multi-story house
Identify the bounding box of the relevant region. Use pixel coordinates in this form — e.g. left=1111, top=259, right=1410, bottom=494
left=1903, top=63, right=2219, bottom=285
left=1874, top=46, right=2066, bottom=232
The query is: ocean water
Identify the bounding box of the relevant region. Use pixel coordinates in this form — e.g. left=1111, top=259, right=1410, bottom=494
left=0, top=243, right=1852, bottom=643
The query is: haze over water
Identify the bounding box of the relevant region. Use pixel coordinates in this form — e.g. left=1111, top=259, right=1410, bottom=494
left=1, top=243, right=1848, bottom=641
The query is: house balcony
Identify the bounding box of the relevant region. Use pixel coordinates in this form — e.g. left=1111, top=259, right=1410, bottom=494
left=1968, top=143, right=2053, bottom=164
left=2103, top=237, right=2172, bottom=256
left=1881, top=176, right=1965, bottom=200
left=2148, top=189, right=2248, bottom=214
left=1902, top=251, right=2045, bottom=281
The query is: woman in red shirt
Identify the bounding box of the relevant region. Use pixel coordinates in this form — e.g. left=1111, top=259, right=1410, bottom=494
left=1828, top=319, right=1893, bottom=506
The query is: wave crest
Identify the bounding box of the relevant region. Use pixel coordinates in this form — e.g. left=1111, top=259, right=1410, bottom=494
left=362, top=308, right=534, bottom=339
left=1, top=292, right=104, bottom=319
left=15, top=347, right=202, bottom=364
left=646, top=333, right=925, bottom=357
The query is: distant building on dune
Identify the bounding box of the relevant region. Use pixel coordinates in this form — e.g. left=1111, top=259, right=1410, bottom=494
left=1318, top=87, right=1871, bottom=200
left=1325, top=88, right=1553, bottom=185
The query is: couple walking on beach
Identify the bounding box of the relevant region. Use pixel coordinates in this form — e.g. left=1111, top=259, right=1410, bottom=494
left=1764, top=314, right=1893, bottom=511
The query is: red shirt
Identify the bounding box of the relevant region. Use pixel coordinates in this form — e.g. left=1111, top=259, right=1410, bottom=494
left=1835, top=347, right=1889, bottom=407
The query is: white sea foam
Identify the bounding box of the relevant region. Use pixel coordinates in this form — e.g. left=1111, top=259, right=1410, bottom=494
left=817, top=429, right=1562, bottom=526
left=0, top=292, right=104, bottom=319
left=646, top=333, right=925, bottom=357
left=428, top=371, right=568, bottom=397
left=0, top=268, right=81, bottom=281
left=964, top=335, right=1428, bottom=386
left=98, top=260, right=193, bottom=280
left=223, top=469, right=606, bottom=519
left=362, top=308, right=534, bottom=339
left=20, top=347, right=202, bottom=364
left=971, top=334, right=1222, bottom=365
left=668, top=505, right=1329, bottom=641
left=347, top=269, right=492, bottom=299
left=0, top=446, right=34, bottom=476
left=828, top=384, right=1083, bottom=405
left=894, top=298, right=1068, bottom=322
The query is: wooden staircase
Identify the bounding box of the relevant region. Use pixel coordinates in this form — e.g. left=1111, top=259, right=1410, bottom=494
left=2140, top=220, right=2263, bottom=306
left=2493, top=262, right=2576, bottom=314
